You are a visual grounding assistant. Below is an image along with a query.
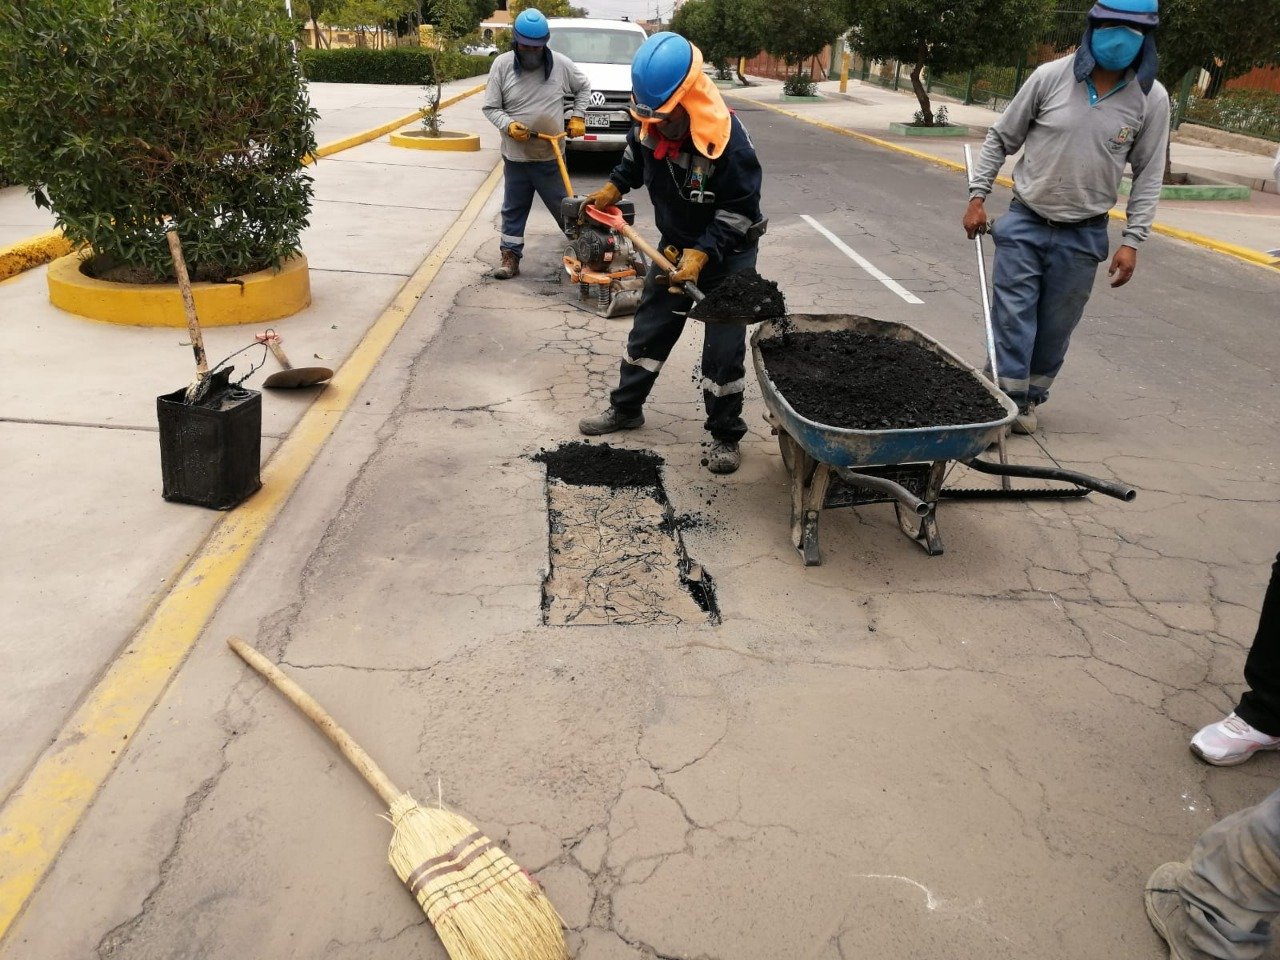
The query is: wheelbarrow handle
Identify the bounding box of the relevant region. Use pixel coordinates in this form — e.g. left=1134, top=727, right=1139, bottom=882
left=965, top=458, right=1137, bottom=502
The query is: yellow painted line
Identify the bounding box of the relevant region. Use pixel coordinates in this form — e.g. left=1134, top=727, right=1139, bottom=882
left=0, top=82, right=488, bottom=280
left=737, top=93, right=1279, bottom=273
left=0, top=231, right=75, bottom=283
left=0, top=161, right=504, bottom=944
left=305, top=82, right=487, bottom=163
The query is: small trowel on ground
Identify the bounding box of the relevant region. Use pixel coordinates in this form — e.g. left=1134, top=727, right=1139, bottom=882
left=258, top=330, right=334, bottom=388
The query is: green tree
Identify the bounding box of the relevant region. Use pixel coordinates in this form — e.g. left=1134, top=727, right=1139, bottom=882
left=848, top=0, right=1052, bottom=125
left=0, top=0, right=317, bottom=282
left=422, top=0, right=491, bottom=32
left=672, top=0, right=765, bottom=82
left=761, top=0, right=850, bottom=86
left=510, top=0, right=588, bottom=18
left=1157, top=0, right=1280, bottom=90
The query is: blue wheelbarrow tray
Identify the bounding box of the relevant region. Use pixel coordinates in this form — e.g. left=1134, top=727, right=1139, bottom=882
left=751, top=313, right=1017, bottom=468
left=750, top=313, right=1017, bottom=564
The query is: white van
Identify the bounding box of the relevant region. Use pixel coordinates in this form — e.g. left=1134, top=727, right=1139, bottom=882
left=547, top=18, right=648, bottom=152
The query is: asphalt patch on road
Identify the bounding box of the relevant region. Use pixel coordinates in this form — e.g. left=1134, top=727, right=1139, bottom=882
left=759, top=329, right=1005, bottom=429
left=534, top=442, right=719, bottom=626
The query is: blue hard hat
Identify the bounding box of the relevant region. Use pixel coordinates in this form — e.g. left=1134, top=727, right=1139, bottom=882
left=1088, top=0, right=1159, bottom=27
left=513, top=9, right=550, bottom=45
left=631, top=32, right=694, bottom=109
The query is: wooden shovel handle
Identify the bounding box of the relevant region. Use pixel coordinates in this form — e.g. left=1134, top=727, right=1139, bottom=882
left=227, top=636, right=403, bottom=806
left=608, top=218, right=706, bottom=303
left=165, top=228, right=208, bottom=377
left=265, top=337, right=293, bottom=371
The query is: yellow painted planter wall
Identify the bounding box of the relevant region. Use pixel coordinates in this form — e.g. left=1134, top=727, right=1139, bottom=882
left=47, top=253, right=311, bottom=327
left=389, top=130, right=481, bottom=152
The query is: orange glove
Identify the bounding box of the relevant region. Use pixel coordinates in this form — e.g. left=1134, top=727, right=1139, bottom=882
left=587, top=182, right=622, bottom=210
left=507, top=121, right=531, bottom=142
left=567, top=116, right=586, bottom=139
left=667, top=248, right=709, bottom=288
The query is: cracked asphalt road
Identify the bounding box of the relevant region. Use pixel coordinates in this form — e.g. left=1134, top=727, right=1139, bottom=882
left=7, top=103, right=1279, bottom=960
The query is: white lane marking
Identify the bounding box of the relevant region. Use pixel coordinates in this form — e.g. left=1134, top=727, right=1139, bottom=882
left=800, top=214, right=925, bottom=305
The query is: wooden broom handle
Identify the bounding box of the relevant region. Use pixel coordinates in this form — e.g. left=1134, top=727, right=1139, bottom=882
left=227, top=636, right=403, bottom=806
left=165, top=228, right=208, bottom=378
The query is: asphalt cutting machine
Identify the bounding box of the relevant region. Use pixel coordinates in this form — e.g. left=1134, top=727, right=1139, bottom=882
left=752, top=314, right=1137, bottom=566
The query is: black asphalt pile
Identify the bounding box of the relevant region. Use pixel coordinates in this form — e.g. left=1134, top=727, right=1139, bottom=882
left=534, top=441, right=662, bottom=488
left=688, top=269, right=786, bottom=323
left=759, top=330, right=1005, bottom=430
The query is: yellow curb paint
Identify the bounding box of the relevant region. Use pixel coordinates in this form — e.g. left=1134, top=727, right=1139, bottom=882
left=0, top=231, right=75, bottom=283
left=0, top=82, right=487, bottom=282
left=47, top=253, right=311, bottom=327
left=389, top=130, right=482, bottom=152
left=305, top=82, right=486, bottom=164
left=737, top=94, right=1279, bottom=273
left=0, top=160, right=504, bottom=945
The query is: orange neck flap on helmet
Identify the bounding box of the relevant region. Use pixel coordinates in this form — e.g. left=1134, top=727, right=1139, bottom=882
left=635, top=43, right=733, bottom=161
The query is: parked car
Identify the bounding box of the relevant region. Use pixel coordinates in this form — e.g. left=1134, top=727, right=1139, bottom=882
left=463, top=43, right=499, bottom=57
left=546, top=18, right=647, bottom=152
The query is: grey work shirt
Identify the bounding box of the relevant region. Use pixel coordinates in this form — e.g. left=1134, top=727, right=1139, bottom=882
left=482, top=50, right=591, bottom=163
left=969, top=55, right=1169, bottom=247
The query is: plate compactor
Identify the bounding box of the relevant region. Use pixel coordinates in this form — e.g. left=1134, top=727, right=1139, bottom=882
left=560, top=194, right=646, bottom=318
left=538, top=131, right=647, bottom=318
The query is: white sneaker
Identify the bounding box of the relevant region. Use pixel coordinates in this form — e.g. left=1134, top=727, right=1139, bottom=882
left=1190, top=713, right=1280, bottom=766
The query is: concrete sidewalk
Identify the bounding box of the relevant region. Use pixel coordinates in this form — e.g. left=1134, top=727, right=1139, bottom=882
left=0, top=81, right=500, bottom=807
left=731, top=77, right=1280, bottom=257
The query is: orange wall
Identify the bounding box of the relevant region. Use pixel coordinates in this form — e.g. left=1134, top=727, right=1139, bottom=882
left=1226, top=65, right=1280, bottom=94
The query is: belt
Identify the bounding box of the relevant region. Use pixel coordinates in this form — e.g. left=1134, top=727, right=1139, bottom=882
left=1012, top=198, right=1108, bottom=229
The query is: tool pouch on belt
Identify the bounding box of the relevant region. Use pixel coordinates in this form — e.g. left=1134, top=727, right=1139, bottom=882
left=745, top=218, right=768, bottom=244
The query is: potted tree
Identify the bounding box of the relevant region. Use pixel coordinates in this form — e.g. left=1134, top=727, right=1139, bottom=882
left=391, top=0, right=483, bottom=151
left=0, top=0, right=318, bottom=327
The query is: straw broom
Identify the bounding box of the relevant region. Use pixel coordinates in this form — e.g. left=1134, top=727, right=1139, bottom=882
left=227, top=636, right=568, bottom=960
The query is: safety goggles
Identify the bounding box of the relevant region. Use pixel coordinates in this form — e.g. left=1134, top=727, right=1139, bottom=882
left=629, top=100, right=676, bottom=122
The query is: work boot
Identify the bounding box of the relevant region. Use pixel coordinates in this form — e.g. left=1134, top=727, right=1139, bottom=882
left=705, top=440, right=741, bottom=475
left=578, top=406, right=644, bottom=436
left=493, top=249, right=520, bottom=280
left=1145, top=862, right=1210, bottom=960
left=1191, top=713, right=1280, bottom=766
left=1012, top=402, right=1038, bottom=435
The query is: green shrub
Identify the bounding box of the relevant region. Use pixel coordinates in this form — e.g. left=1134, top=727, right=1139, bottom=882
left=1186, top=89, right=1280, bottom=141
left=783, top=73, right=818, bottom=97
left=0, top=0, right=316, bottom=282
left=299, top=48, right=492, bottom=85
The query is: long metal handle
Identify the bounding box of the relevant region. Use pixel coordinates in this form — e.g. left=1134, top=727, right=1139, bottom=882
left=963, top=144, right=1009, bottom=487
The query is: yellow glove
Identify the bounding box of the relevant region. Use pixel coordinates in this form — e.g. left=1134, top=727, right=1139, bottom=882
left=667, top=248, right=709, bottom=288
left=567, top=116, right=586, bottom=139
left=586, top=182, right=622, bottom=210
left=507, top=121, right=531, bottom=142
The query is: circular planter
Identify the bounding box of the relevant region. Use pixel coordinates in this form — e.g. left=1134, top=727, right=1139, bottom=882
left=47, top=252, right=310, bottom=327
left=780, top=93, right=824, bottom=103
left=888, top=121, right=971, bottom=137
left=389, top=129, right=481, bottom=152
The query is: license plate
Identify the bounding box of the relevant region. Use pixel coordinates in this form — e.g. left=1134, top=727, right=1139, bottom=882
left=586, top=112, right=612, bottom=128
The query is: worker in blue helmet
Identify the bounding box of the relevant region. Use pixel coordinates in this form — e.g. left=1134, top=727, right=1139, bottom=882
left=577, top=32, right=767, bottom=476
left=482, top=9, right=590, bottom=280
left=964, top=0, right=1168, bottom=438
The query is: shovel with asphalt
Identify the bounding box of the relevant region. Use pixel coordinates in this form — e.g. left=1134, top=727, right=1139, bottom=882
left=258, top=329, right=334, bottom=389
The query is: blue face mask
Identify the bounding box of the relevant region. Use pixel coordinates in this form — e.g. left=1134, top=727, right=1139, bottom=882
left=1091, top=26, right=1145, bottom=70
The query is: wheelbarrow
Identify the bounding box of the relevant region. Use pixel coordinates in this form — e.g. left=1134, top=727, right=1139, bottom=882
left=752, top=314, right=1136, bottom=565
